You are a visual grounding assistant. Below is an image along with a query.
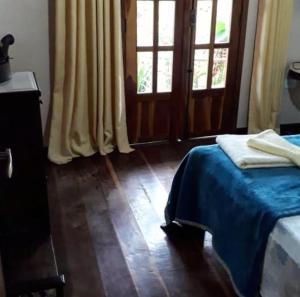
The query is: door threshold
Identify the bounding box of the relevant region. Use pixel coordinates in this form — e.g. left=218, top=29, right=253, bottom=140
left=131, top=140, right=169, bottom=148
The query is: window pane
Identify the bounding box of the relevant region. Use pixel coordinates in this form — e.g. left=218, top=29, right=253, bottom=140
left=137, top=52, right=153, bottom=94
left=215, top=0, right=233, bottom=43
left=212, top=48, right=228, bottom=88
left=159, top=1, right=175, bottom=46
left=195, top=0, right=213, bottom=45
left=193, top=49, right=209, bottom=90
left=157, top=51, right=173, bottom=93
left=137, top=1, right=154, bottom=46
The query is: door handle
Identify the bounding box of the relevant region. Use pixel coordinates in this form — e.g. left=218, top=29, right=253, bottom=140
left=0, top=149, right=13, bottom=178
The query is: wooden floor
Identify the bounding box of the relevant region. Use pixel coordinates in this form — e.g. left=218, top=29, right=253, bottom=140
left=47, top=141, right=238, bottom=297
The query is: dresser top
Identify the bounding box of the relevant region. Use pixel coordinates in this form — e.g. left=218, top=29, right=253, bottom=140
left=0, top=72, right=39, bottom=94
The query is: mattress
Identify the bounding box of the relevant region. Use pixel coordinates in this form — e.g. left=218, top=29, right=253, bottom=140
left=261, top=216, right=300, bottom=297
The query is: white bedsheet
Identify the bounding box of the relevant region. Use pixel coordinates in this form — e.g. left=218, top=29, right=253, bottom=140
left=261, top=216, right=300, bottom=297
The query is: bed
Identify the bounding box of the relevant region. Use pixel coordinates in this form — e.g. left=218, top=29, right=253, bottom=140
left=163, top=135, right=300, bottom=297
left=261, top=215, right=300, bottom=297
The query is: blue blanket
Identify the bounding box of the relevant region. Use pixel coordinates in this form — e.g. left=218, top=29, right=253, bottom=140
left=165, top=135, right=300, bottom=297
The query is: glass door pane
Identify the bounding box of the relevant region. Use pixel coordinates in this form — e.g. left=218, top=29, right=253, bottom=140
left=193, top=49, right=209, bottom=90
left=137, top=52, right=153, bottom=94
left=215, top=0, right=233, bottom=43
left=195, top=0, right=213, bottom=45
left=159, top=1, right=176, bottom=46
left=137, top=1, right=154, bottom=46
left=157, top=51, right=174, bottom=93
left=212, top=48, right=229, bottom=88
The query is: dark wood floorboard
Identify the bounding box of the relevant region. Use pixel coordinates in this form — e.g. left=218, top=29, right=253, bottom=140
left=48, top=163, right=106, bottom=297
left=47, top=142, right=237, bottom=297
left=75, top=157, right=139, bottom=297
left=138, top=145, right=236, bottom=296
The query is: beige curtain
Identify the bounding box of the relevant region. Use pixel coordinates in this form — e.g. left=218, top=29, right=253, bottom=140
left=48, top=0, right=133, bottom=164
left=248, top=0, right=294, bottom=133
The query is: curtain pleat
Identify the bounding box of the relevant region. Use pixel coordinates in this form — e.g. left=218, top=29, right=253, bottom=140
left=48, top=0, right=133, bottom=164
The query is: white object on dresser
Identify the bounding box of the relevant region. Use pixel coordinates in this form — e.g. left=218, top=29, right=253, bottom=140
left=0, top=71, right=38, bottom=93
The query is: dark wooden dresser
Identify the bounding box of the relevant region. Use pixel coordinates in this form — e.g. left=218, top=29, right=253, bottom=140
left=0, top=72, right=49, bottom=238
left=0, top=72, right=65, bottom=297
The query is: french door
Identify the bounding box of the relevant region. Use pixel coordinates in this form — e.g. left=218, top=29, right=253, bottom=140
left=123, top=0, right=249, bottom=143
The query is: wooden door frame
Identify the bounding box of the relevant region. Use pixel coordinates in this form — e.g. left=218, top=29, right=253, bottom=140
left=122, top=0, right=250, bottom=143
left=185, top=0, right=250, bottom=137
left=123, top=0, right=188, bottom=143
left=170, top=0, right=193, bottom=142
left=186, top=0, right=251, bottom=137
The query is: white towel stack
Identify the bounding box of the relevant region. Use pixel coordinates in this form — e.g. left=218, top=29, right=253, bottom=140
left=216, top=129, right=300, bottom=169
left=247, top=129, right=300, bottom=167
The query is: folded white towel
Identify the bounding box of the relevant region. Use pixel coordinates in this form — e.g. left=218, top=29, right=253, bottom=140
left=216, top=134, right=293, bottom=169
left=247, top=129, right=300, bottom=167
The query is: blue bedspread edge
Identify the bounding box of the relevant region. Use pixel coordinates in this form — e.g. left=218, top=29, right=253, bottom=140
left=164, top=135, right=300, bottom=297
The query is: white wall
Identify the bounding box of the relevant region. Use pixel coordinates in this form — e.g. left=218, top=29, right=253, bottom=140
left=0, top=0, right=50, bottom=134
left=279, top=0, right=300, bottom=124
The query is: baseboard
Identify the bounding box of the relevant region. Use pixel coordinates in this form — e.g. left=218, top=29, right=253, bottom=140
left=233, top=124, right=300, bottom=136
